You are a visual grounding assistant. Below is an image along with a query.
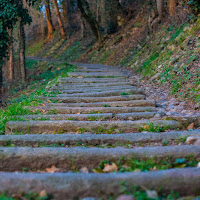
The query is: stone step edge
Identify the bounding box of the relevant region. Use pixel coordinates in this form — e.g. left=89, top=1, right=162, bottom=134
left=0, top=130, right=200, bottom=146
left=5, top=120, right=181, bottom=134
left=0, top=168, right=200, bottom=199
left=0, top=146, right=200, bottom=173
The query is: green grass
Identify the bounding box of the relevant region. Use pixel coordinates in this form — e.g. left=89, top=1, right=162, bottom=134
left=0, top=61, right=75, bottom=135
left=96, top=155, right=199, bottom=173
left=139, top=122, right=172, bottom=133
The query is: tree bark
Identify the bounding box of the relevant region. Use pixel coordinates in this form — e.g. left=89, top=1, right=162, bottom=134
left=7, top=29, right=14, bottom=83
left=18, top=19, right=26, bottom=84
left=45, top=0, right=55, bottom=40
left=62, top=0, right=68, bottom=25
left=169, top=0, right=176, bottom=16
left=53, top=0, right=66, bottom=39
left=77, top=0, right=102, bottom=46
left=157, top=0, right=163, bottom=18
left=0, top=64, right=3, bottom=105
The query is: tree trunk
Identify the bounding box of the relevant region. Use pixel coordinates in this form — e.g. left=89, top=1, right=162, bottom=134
left=45, top=0, right=55, bottom=40
left=77, top=0, right=102, bottom=46
left=18, top=19, right=26, bottom=84
left=7, top=29, right=14, bottom=83
left=169, top=0, right=176, bottom=16
left=62, top=0, right=68, bottom=25
left=157, top=0, right=163, bottom=18
left=53, top=0, right=66, bottom=39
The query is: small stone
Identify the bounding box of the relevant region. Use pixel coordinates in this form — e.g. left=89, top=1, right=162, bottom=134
left=179, top=102, right=186, bottom=106
left=197, top=162, right=200, bottom=168
left=80, top=167, right=89, bottom=173
left=186, top=136, right=198, bottom=144
left=116, top=195, right=135, bottom=200
left=154, top=114, right=161, bottom=118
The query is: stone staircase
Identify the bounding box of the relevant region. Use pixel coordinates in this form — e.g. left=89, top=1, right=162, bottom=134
left=1, top=63, right=200, bottom=199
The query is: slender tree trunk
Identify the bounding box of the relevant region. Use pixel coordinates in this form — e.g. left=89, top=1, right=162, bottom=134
left=45, top=0, right=55, bottom=39
left=157, top=0, right=163, bottom=18
left=18, top=19, right=26, bottom=84
left=7, top=29, right=14, bottom=83
left=169, top=0, right=176, bottom=16
left=62, top=0, right=68, bottom=25
left=53, top=0, right=66, bottom=39
left=77, top=0, right=102, bottom=46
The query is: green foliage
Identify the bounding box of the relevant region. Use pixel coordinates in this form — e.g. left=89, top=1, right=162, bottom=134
left=139, top=123, right=171, bottom=133
left=0, top=0, right=33, bottom=62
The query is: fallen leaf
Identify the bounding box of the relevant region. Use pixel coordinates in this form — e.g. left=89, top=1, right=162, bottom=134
left=42, top=109, right=46, bottom=113
left=144, top=125, right=149, bottom=130
left=77, top=112, right=81, bottom=115
left=93, top=168, right=104, bottom=173
left=47, top=100, right=52, bottom=103
left=187, top=123, right=195, bottom=130
left=45, top=165, right=60, bottom=173
left=42, top=104, right=45, bottom=107
left=39, top=190, right=47, bottom=197
left=103, top=163, right=118, bottom=173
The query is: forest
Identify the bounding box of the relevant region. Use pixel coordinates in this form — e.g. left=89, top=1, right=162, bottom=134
left=0, top=0, right=200, bottom=199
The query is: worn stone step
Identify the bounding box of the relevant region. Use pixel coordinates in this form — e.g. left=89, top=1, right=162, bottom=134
left=5, top=120, right=181, bottom=134
left=18, top=113, right=113, bottom=121
left=1, top=130, right=199, bottom=146
left=51, top=87, right=140, bottom=94
left=45, top=100, right=156, bottom=108
left=24, top=106, right=157, bottom=114
left=77, top=68, right=119, bottom=72
left=58, top=78, right=128, bottom=83
left=57, top=89, right=145, bottom=97
left=0, top=168, right=199, bottom=199
left=49, top=85, right=135, bottom=92
left=42, top=95, right=146, bottom=103
left=0, top=145, right=199, bottom=171
left=56, top=82, right=131, bottom=87
left=67, top=72, right=126, bottom=78
left=18, top=112, right=159, bottom=121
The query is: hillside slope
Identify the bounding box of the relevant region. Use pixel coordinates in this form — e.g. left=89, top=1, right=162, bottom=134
left=26, top=9, right=200, bottom=104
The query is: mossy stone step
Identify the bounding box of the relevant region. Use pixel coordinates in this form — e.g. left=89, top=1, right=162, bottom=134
left=45, top=100, right=156, bottom=108
left=42, top=95, right=146, bottom=103
left=0, top=146, right=199, bottom=171
left=5, top=120, right=181, bottom=134
left=0, top=130, right=200, bottom=146
left=58, top=78, right=128, bottom=83
left=0, top=168, right=200, bottom=199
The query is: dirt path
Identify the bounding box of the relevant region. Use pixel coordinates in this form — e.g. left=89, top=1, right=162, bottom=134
left=1, top=63, right=200, bottom=199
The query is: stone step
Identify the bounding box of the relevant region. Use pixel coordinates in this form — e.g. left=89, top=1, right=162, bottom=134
left=24, top=106, right=158, bottom=114
left=58, top=78, right=128, bottom=83
left=67, top=72, right=126, bottom=78
left=77, top=68, right=119, bottom=72
left=57, top=89, right=145, bottom=97
left=51, top=87, right=140, bottom=94
left=1, top=130, right=199, bottom=147
left=56, top=82, right=131, bottom=87
left=42, top=95, right=146, bottom=103
left=5, top=120, right=181, bottom=134
left=19, top=113, right=114, bottom=121
left=0, top=168, right=199, bottom=199
left=45, top=100, right=156, bottom=108
left=48, top=85, right=135, bottom=92
left=18, top=112, right=159, bottom=121
left=0, top=145, right=199, bottom=171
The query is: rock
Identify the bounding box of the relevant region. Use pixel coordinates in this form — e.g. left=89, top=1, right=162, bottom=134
left=194, top=139, right=200, bottom=146
left=186, top=137, right=198, bottom=144
left=179, top=102, right=186, bottom=106
left=116, top=195, right=135, bottom=200
left=154, top=114, right=161, bottom=118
